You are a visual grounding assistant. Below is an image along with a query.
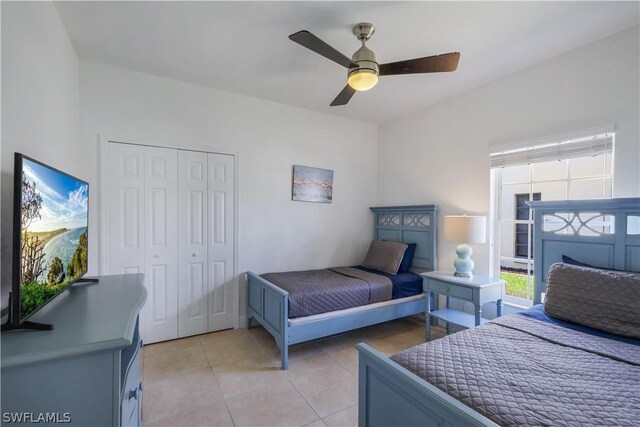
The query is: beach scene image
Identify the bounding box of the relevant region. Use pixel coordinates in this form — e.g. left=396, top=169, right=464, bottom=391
left=19, top=158, right=88, bottom=319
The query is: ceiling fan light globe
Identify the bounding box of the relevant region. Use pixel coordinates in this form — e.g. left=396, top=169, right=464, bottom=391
left=347, top=69, right=379, bottom=91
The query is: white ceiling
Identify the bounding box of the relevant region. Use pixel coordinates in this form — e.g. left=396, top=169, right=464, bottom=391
left=55, top=1, right=639, bottom=124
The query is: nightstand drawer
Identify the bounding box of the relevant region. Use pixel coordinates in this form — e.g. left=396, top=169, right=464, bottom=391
left=428, top=279, right=473, bottom=301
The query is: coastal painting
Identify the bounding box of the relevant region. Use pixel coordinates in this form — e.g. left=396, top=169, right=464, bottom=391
left=19, top=157, right=89, bottom=319
left=292, top=165, right=334, bottom=203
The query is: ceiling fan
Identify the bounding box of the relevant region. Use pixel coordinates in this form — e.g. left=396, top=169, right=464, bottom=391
left=289, top=23, right=460, bottom=106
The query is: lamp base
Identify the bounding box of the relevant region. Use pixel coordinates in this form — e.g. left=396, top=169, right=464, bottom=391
left=454, top=271, right=473, bottom=278
left=453, top=243, right=474, bottom=278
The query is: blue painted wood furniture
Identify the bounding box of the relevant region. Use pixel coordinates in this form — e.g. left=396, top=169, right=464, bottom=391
left=357, top=198, right=640, bottom=427
left=247, top=205, right=438, bottom=369
left=528, top=198, right=640, bottom=304
left=1, top=274, right=147, bottom=427
left=423, top=271, right=504, bottom=338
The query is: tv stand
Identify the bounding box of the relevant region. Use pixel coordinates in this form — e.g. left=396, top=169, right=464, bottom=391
left=1, top=274, right=147, bottom=426
left=75, top=276, right=100, bottom=285
left=1, top=292, right=54, bottom=332
left=1, top=320, right=53, bottom=332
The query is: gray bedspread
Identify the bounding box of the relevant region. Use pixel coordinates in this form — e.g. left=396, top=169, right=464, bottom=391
left=391, top=314, right=640, bottom=426
left=261, top=267, right=392, bottom=318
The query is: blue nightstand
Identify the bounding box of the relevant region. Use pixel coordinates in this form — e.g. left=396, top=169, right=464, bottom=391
left=422, top=271, right=505, bottom=339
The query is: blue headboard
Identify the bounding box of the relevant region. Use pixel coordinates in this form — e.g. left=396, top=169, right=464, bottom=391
left=529, top=198, right=640, bottom=304
left=369, top=205, right=438, bottom=271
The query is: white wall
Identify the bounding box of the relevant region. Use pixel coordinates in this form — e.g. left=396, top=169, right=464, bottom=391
left=1, top=2, right=80, bottom=307
left=3, top=5, right=636, bottom=323
left=79, top=61, right=378, bottom=322
left=378, top=25, right=640, bottom=278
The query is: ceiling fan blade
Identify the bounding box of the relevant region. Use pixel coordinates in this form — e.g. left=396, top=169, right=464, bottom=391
left=289, top=30, right=358, bottom=69
left=379, top=52, right=460, bottom=76
left=330, top=85, right=356, bottom=106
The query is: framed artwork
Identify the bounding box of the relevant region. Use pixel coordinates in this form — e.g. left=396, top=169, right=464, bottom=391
left=292, top=165, right=334, bottom=203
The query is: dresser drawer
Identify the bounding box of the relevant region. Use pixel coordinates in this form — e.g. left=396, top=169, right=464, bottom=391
left=121, top=342, right=142, bottom=427
left=427, top=279, right=473, bottom=301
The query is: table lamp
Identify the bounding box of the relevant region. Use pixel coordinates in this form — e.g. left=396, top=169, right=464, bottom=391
left=444, top=215, right=487, bottom=278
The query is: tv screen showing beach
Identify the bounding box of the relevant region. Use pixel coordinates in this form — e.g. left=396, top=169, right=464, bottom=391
left=19, top=157, right=88, bottom=320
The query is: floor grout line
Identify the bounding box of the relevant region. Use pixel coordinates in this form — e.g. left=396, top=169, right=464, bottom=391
left=143, top=320, right=439, bottom=427
left=246, top=330, right=281, bottom=368
left=321, top=403, right=358, bottom=423
left=285, top=372, right=324, bottom=423
left=211, top=365, right=237, bottom=427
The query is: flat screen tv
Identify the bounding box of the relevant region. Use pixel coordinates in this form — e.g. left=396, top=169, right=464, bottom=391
left=2, top=153, right=95, bottom=332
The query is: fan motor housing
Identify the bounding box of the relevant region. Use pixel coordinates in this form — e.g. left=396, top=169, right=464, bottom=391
left=349, top=45, right=379, bottom=76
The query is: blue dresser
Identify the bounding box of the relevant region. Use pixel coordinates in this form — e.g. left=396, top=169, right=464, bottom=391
left=1, top=274, right=147, bottom=426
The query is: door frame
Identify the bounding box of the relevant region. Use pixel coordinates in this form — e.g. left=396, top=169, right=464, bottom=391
left=99, top=134, right=241, bottom=329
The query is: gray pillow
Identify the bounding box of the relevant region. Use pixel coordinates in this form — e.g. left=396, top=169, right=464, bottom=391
left=544, top=263, right=640, bottom=339
left=362, top=240, right=408, bottom=275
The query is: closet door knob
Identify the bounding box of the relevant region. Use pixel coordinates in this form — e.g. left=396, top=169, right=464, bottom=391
left=152, top=254, right=159, bottom=259
left=192, top=253, right=198, bottom=257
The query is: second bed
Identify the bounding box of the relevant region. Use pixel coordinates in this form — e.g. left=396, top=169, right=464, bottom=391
left=247, top=204, right=438, bottom=369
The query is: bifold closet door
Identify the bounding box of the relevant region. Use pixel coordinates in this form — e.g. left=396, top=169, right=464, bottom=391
left=208, top=153, right=235, bottom=331
left=107, top=143, right=235, bottom=341
left=177, top=151, right=209, bottom=337
left=106, top=142, right=178, bottom=343
left=143, top=146, right=179, bottom=343
left=107, top=143, right=145, bottom=278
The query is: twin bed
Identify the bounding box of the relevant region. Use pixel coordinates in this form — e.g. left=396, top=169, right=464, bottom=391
left=247, top=205, right=437, bottom=369
left=246, top=199, right=639, bottom=426
left=357, top=198, right=640, bottom=426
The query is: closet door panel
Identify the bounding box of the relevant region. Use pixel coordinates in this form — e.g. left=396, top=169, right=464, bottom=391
left=177, top=151, right=209, bottom=337
left=107, top=143, right=236, bottom=341
left=107, top=143, right=145, bottom=276
left=208, top=153, right=235, bottom=331
left=143, top=147, right=178, bottom=343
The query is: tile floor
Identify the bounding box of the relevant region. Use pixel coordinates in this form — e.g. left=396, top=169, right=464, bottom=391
left=142, top=316, right=445, bottom=427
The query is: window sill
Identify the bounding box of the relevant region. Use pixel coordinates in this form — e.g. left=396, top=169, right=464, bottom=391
left=503, top=295, right=533, bottom=309
left=503, top=300, right=530, bottom=310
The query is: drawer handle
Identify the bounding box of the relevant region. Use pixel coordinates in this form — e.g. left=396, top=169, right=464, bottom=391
left=447, top=287, right=450, bottom=293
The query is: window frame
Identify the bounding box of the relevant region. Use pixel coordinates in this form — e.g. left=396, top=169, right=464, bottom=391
left=490, top=154, right=613, bottom=307
left=514, top=192, right=540, bottom=258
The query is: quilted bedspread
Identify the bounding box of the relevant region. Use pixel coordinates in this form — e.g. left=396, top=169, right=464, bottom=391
left=261, top=267, right=392, bottom=318
left=391, top=314, right=640, bottom=426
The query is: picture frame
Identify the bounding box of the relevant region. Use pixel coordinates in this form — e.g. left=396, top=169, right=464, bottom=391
left=292, top=165, right=334, bottom=203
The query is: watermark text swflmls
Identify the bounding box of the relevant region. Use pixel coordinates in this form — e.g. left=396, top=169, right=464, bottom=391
left=2, top=412, right=72, bottom=424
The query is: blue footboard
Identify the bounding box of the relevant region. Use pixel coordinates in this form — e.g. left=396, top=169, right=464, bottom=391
left=247, top=271, right=428, bottom=370
left=357, top=343, right=496, bottom=427
left=247, top=271, right=290, bottom=369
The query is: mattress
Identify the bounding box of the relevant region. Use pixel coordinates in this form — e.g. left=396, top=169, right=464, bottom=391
left=391, top=307, right=640, bottom=426
left=520, top=304, right=640, bottom=345
left=261, top=267, right=394, bottom=318
left=354, top=266, right=423, bottom=299
left=288, top=293, right=425, bottom=326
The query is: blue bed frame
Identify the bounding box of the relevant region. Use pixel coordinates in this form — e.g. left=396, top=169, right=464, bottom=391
left=247, top=205, right=438, bottom=370
left=357, top=198, right=640, bottom=427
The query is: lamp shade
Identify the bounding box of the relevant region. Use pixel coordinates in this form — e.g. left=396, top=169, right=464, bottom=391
left=444, top=215, right=486, bottom=244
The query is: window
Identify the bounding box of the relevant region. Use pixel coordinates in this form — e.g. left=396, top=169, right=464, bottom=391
left=490, top=131, right=614, bottom=306
left=514, top=193, right=540, bottom=258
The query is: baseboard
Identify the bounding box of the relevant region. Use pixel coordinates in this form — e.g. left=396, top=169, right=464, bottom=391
left=237, top=315, right=248, bottom=329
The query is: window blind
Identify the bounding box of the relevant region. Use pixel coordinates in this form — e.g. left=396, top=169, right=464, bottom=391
left=490, top=134, right=613, bottom=168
